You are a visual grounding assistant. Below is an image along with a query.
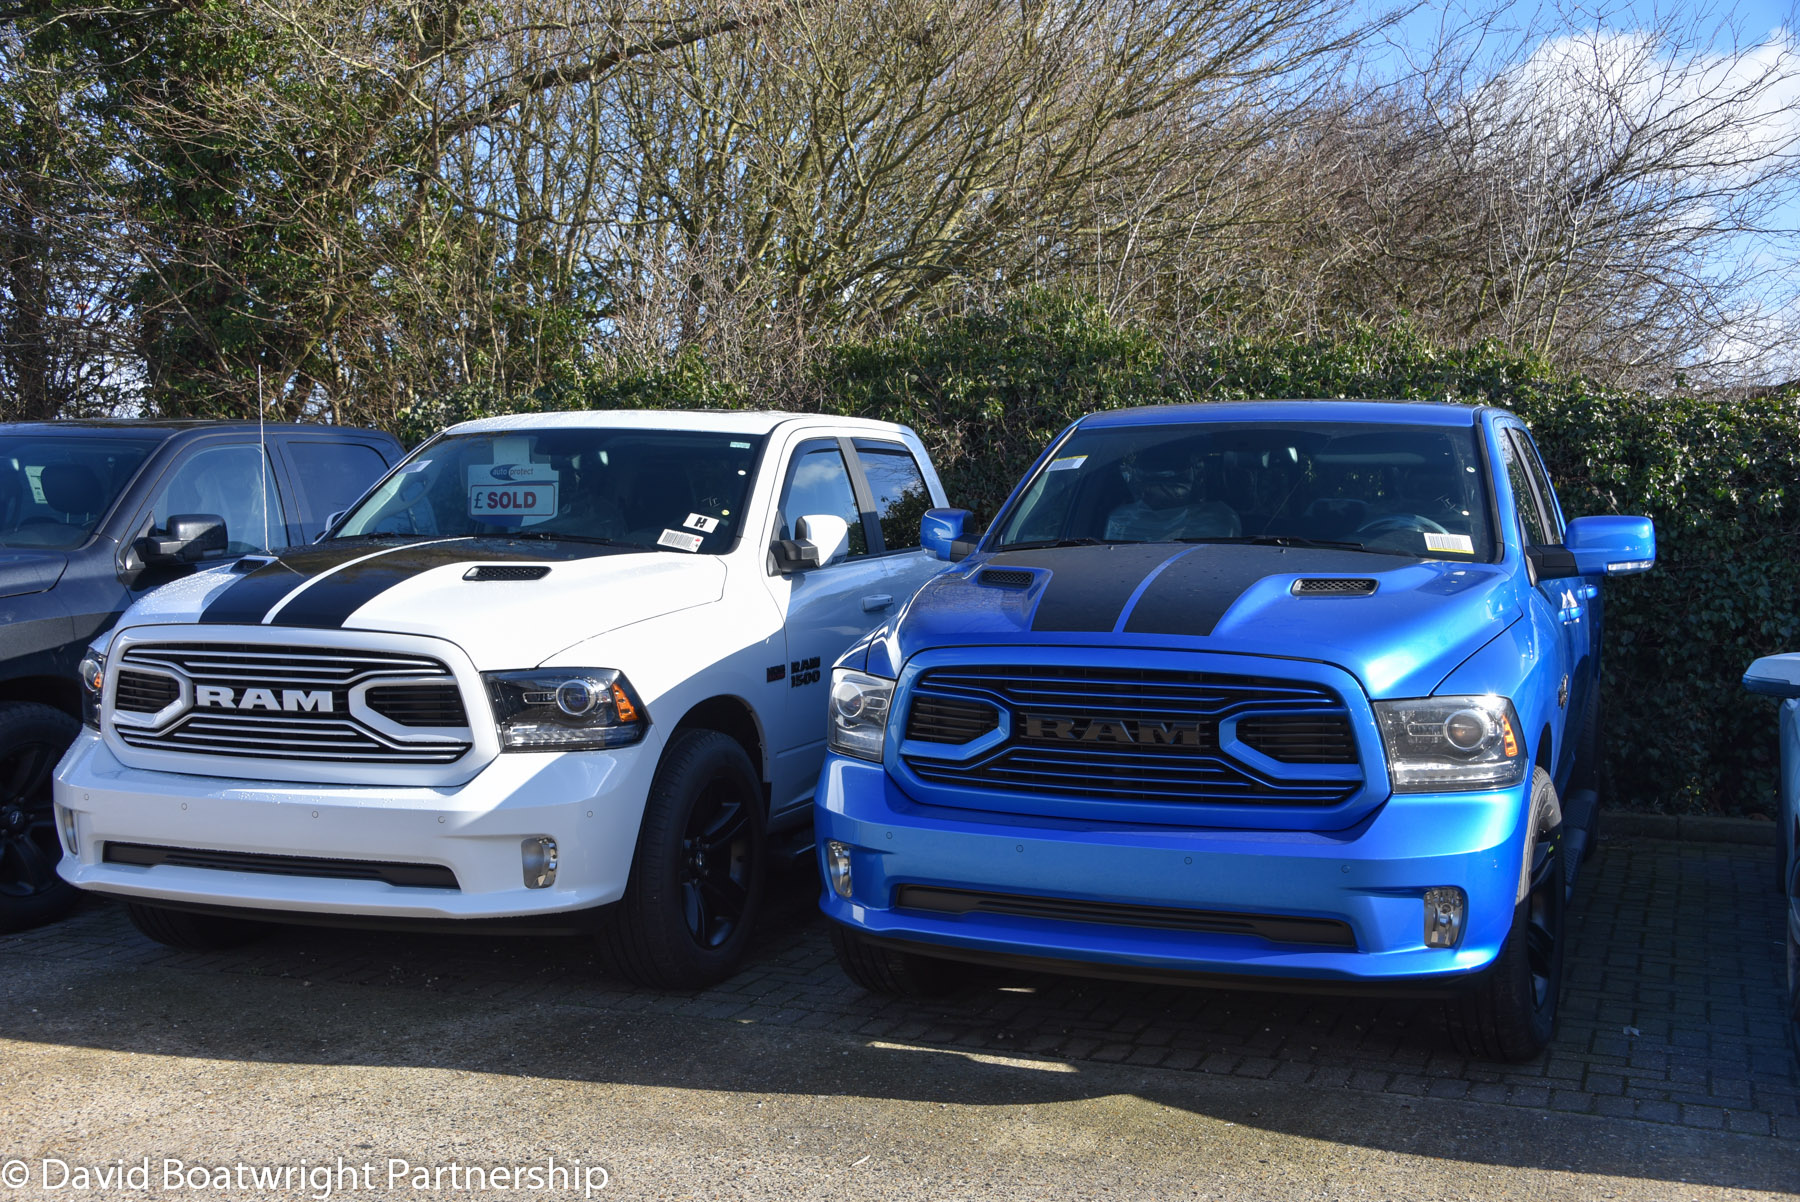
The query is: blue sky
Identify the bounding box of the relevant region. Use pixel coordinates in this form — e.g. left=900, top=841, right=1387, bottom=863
left=1347, top=1, right=1800, bottom=380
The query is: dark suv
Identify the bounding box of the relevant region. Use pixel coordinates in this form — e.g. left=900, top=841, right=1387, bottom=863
left=0, top=420, right=402, bottom=932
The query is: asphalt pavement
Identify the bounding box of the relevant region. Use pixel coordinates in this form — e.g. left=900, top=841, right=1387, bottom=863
left=2, top=831, right=1795, bottom=1200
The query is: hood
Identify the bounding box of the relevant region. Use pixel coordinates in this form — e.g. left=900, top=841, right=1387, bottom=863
left=0, top=549, right=68, bottom=600
left=113, top=537, right=726, bottom=669
left=874, top=543, right=1521, bottom=699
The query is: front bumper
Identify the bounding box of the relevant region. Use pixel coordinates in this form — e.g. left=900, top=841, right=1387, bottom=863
left=816, top=754, right=1531, bottom=988
left=53, top=731, right=659, bottom=920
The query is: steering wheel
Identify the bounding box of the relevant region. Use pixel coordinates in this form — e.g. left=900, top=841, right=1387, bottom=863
left=1353, top=513, right=1449, bottom=542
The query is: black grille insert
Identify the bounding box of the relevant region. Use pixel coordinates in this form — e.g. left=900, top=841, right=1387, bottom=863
left=365, top=684, right=467, bottom=727
left=906, top=695, right=1000, bottom=744
left=896, top=886, right=1355, bottom=947
left=104, top=842, right=459, bottom=889
left=115, top=670, right=179, bottom=714
left=464, top=565, right=550, bottom=581
left=113, top=642, right=472, bottom=764
left=1236, top=715, right=1356, bottom=764
left=978, top=569, right=1034, bottom=588
left=901, top=665, right=1360, bottom=807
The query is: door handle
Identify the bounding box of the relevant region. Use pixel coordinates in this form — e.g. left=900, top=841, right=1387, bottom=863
left=861, top=594, right=894, bottom=612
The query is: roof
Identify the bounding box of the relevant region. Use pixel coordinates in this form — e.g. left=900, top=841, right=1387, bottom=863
left=0, top=420, right=393, bottom=440
left=447, top=409, right=917, bottom=438
left=1081, top=400, right=1489, bottom=429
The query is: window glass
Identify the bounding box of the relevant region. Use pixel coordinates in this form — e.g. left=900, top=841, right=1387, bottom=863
left=150, top=444, right=283, bottom=556
left=776, top=443, right=867, bottom=558
left=1509, top=429, right=1565, bottom=541
left=287, top=440, right=388, bottom=528
left=1498, top=429, right=1551, bottom=548
left=0, top=435, right=158, bottom=549
left=994, top=421, right=1496, bottom=563
left=855, top=441, right=930, bottom=552
left=338, top=429, right=763, bottom=554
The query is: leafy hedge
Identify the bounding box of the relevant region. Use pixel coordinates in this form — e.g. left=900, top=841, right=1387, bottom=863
left=396, top=293, right=1797, bottom=816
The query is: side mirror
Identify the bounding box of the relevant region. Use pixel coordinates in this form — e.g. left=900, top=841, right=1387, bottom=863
left=315, top=509, right=348, bottom=543
left=921, top=508, right=975, bottom=562
left=1564, top=516, right=1656, bottom=577
left=135, top=514, right=227, bottom=566
left=1745, top=654, right=1800, bottom=699
left=770, top=513, right=850, bottom=573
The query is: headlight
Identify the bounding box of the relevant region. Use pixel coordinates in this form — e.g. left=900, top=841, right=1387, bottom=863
left=1372, top=695, right=1526, bottom=792
left=828, top=669, right=893, bottom=762
left=483, top=668, right=647, bottom=751
left=78, top=650, right=105, bottom=730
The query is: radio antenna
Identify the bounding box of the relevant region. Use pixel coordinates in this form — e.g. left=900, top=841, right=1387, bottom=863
left=258, top=364, right=270, bottom=552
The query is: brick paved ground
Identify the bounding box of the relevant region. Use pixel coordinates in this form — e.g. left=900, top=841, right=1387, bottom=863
left=4, top=833, right=1794, bottom=1144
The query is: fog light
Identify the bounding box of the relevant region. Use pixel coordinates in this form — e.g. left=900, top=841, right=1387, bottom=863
left=522, top=836, right=558, bottom=889
left=825, top=841, right=853, bottom=899
left=1423, top=887, right=1466, bottom=948
left=55, top=804, right=78, bottom=857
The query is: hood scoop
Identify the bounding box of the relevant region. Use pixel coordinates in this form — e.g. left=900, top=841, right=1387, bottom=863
left=1291, top=577, right=1377, bottom=597
left=464, top=565, right=551, bottom=582
left=977, top=568, right=1035, bottom=589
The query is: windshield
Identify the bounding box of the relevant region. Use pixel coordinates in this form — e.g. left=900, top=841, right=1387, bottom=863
left=0, top=435, right=160, bottom=550
left=995, top=420, right=1497, bottom=562
left=336, top=427, right=766, bottom=554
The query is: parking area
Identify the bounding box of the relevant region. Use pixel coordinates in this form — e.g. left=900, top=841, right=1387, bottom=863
left=3, top=830, right=1796, bottom=1198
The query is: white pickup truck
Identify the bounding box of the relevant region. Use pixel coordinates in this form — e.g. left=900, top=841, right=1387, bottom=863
left=53, top=410, right=950, bottom=987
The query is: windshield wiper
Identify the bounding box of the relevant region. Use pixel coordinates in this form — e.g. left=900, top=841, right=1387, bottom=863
left=1175, top=535, right=1376, bottom=552
left=498, top=531, right=630, bottom=547
left=995, top=537, right=1118, bottom=551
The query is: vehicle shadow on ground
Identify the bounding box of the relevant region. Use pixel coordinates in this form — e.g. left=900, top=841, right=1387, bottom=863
left=2, top=840, right=1794, bottom=1192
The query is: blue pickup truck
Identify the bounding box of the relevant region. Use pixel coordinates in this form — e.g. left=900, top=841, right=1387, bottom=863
left=815, top=401, right=1655, bottom=1061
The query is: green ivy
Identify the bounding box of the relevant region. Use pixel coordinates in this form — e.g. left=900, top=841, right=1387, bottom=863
left=412, top=293, right=1795, bottom=817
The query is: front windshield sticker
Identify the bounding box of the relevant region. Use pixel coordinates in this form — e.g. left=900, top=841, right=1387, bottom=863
left=658, top=529, right=703, bottom=552
left=24, top=465, right=45, bottom=504
left=683, top=513, right=720, bottom=533
left=467, top=462, right=559, bottom=526
left=1046, top=455, right=1087, bottom=472
left=1424, top=532, right=1475, bottom=555
left=397, top=459, right=431, bottom=474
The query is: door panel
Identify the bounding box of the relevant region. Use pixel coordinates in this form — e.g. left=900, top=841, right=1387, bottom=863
left=1499, top=426, right=1579, bottom=782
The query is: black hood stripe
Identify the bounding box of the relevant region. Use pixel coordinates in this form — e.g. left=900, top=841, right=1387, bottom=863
left=1122, top=545, right=1389, bottom=637
left=197, top=538, right=639, bottom=628
left=196, top=544, right=380, bottom=625
left=995, top=545, right=1187, bottom=633
left=989, top=542, right=1392, bottom=637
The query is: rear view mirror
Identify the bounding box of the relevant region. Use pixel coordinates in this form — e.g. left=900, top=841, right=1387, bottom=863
left=135, top=514, right=227, bottom=566
left=770, top=514, right=850, bottom=573
left=1745, top=654, right=1800, bottom=699
left=921, top=508, right=975, bottom=562
left=1564, top=516, right=1656, bottom=576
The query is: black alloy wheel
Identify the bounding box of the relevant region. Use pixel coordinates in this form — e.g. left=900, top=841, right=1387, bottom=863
left=597, top=729, right=766, bottom=990
left=679, top=777, right=754, bottom=949
left=0, top=702, right=81, bottom=934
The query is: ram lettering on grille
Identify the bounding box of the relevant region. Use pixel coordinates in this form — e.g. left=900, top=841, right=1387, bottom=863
left=112, top=642, right=473, bottom=765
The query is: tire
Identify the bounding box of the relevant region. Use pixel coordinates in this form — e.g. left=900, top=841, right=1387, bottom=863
left=125, top=902, right=271, bottom=951
left=1446, top=767, right=1565, bottom=1062
left=828, top=922, right=959, bottom=997
left=1787, top=920, right=1799, bottom=1063
left=597, top=729, right=766, bottom=990
left=0, top=701, right=80, bottom=935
